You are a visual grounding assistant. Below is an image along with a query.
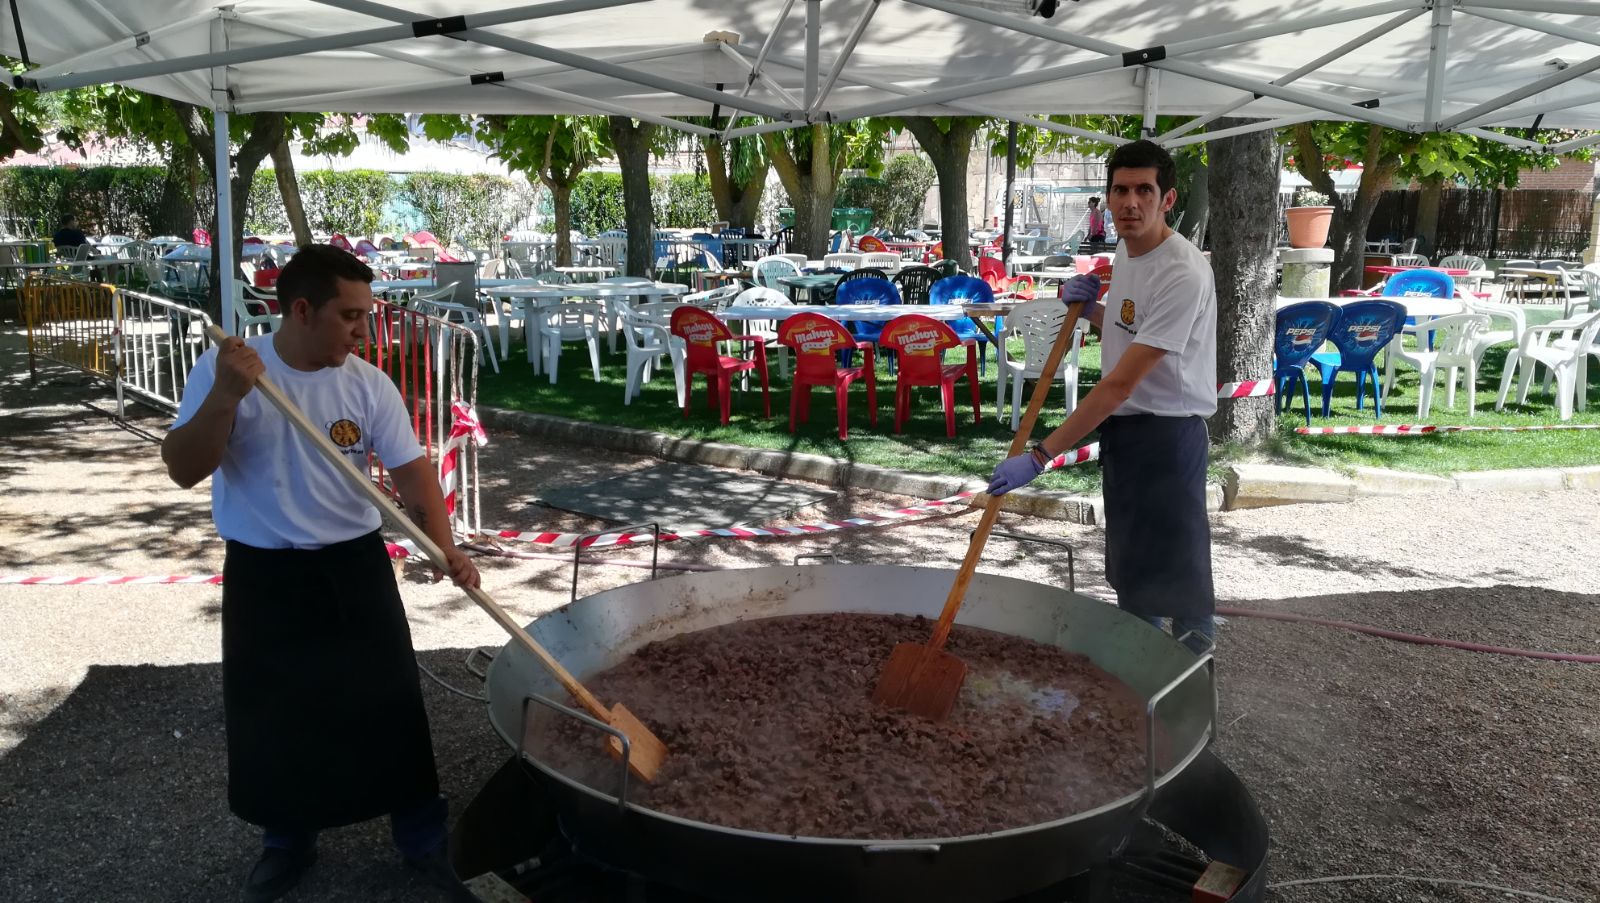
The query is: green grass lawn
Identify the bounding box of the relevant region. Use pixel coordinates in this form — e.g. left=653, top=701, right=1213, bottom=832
left=476, top=312, right=1600, bottom=492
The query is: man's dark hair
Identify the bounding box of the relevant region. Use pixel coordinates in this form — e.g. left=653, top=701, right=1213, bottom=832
left=276, top=244, right=374, bottom=311
left=61, top=215, right=78, bottom=227
left=1106, top=140, right=1177, bottom=197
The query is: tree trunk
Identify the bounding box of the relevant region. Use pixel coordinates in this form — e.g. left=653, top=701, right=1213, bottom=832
left=900, top=117, right=980, bottom=271
left=732, top=172, right=766, bottom=233
left=156, top=145, right=200, bottom=237
left=609, top=115, right=657, bottom=277
left=271, top=134, right=314, bottom=248
left=762, top=126, right=837, bottom=259
left=1328, top=172, right=1395, bottom=292
left=170, top=103, right=287, bottom=316
left=1415, top=176, right=1444, bottom=259
left=548, top=180, right=574, bottom=267
left=1207, top=120, right=1280, bottom=447
left=704, top=138, right=767, bottom=232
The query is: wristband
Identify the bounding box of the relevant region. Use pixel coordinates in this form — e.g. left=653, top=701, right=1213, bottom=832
left=1030, top=442, right=1053, bottom=466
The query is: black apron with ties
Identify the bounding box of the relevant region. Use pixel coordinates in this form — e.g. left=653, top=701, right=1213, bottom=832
left=222, top=530, right=439, bottom=830
left=1099, top=413, right=1216, bottom=621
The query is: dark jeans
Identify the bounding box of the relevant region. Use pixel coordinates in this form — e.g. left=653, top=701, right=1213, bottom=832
left=1141, top=615, right=1216, bottom=656
left=263, top=796, right=447, bottom=859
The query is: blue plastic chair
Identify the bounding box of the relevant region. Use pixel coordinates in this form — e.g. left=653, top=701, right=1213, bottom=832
left=1273, top=301, right=1341, bottom=425
left=1312, top=300, right=1407, bottom=418
left=1383, top=269, right=1455, bottom=351
left=834, top=277, right=902, bottom=368
left=929, top=274, right=997, bottom=375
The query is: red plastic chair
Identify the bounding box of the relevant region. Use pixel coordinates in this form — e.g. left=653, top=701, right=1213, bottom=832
left=191, top=228, right=211, bottom=247
left=329, top=233, right=354, bottom=252
left=857, top=235, right=888, bottom=253
left=976, top=255, right=1007, bottom=285
left=670, top=306, right=770, bottom=425
left=928, top=241, right=944, bottom=261
left=878, top=314, right=980, bottom=437
left=1010, top=273, right=1037, bottom=300
left=776, top=313, right=877, bottom=439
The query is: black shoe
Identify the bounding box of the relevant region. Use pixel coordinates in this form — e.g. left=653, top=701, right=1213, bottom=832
left=241, top=846, right=317, bottom=903
left=404, top=845, right=480, bottom=902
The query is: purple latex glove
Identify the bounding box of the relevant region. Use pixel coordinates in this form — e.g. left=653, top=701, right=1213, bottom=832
left=987, top=452, right=1045, bottom=496
left=1060, top=274, right=1101, bottom=305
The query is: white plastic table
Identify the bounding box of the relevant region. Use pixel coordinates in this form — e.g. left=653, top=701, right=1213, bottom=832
left=493, top=282, right=689, bottom=361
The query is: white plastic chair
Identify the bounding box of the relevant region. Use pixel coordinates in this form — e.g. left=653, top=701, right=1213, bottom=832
left=730, top=285, right=793, bottom=378
left=1575, top=265, right=1600, bottom=318
left=1391, top=253, right=1429, bottom=267
left=1462, top=299, right=1525, bottom=374
left=680, top=283, right=741, bottom=312
left=995, top=300, right=1083, bottom=429
left=230, top=280, right=280, bottom=337
left=415, top=295, right=500, bottom=375
left=860, top=251, right=902, bottom=272
left=779, top=253, right=808, bottom=267
left=753, top=255, right=802, bottom=290
left=620, top=309, right=686, bottom=406
left=1496, top=309, right=1600, bottom=419
left=823, top=252, right=863, bottom=271
left=1385, top=312, right=1490, bottom=418
left=535, top=302, right=605, bottom=385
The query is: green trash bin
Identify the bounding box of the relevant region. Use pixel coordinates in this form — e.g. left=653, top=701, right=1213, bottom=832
left=777, top=207, right=795, bottom=228
left=832, top=208, right=872, bottom=232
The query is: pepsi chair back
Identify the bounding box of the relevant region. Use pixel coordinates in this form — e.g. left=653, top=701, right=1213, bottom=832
left=1383, top=269, right=1455, bottom=298
left=834, top=276, right=902, bottom=345
left=1274, top=300, right=1341, bottom=425
left=928, top=274, right=994, bottom=305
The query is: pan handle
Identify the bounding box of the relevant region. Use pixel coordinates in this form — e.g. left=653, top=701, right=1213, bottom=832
left=522, top=693, right=633, bottom=813
left=464, top=647, right=496, bottom=682
left=978, top=529, right=1075, bottom=593
left=1139, top=651, right=1217, bottom=814
left=570, top=522, right=660, bottom=605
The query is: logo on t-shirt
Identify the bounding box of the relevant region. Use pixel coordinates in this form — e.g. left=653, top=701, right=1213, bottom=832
left=328, top=419, right=363, bottom=450
left=1118, top=298, right=1137, bottom=331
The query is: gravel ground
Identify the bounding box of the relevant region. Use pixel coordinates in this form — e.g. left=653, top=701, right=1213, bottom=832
left=2, top=326, right=1597, bottom=902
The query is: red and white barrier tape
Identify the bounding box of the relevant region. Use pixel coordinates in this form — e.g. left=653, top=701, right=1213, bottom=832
left=439, top=401, right=487, bottom=517
left=0, top=574, right=223, bottom=586
left=1218, top=380, right=1275, bottom=398
left=4, top=444, right=1110, bottom=583
left=1297, top=424, right=1600, bottom=435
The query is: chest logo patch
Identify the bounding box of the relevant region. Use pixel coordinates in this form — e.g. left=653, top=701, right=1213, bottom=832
left=328, top=419, right=362, bottom=448
left=1120, top=299, right=1136, bottom=326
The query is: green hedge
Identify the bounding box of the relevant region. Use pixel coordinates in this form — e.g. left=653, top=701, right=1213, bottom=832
left=0, top=166, right=178, bottom=237
left=570, top=171, right=717, bottom=235
left=395, top=172, right=536, bottom=248
left=834, top=154, right=935, bottom=234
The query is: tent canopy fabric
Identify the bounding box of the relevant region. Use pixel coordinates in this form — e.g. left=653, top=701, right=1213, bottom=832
left=6, top=0, right=1600, bottom=151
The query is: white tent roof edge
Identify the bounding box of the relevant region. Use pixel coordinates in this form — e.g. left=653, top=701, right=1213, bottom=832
left=7, top=0, right=1600, bottom=149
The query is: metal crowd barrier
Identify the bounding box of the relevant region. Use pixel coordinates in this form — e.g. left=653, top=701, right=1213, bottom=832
left=21, top=275, right=125, bottom=410
left=363, top=299, right=486, bottom=538
left=117, top=289, right=215, bottom=414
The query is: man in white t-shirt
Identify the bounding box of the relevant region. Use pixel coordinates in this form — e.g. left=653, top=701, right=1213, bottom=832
left=162, top=245, right=480, bottom=903
left=987, top=140, right=1218, bottom=654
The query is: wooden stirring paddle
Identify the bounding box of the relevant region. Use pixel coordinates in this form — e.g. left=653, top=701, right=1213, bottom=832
left=872, top=300, right=1087, bottom=721
left=204, top=326, right=668, bottom=781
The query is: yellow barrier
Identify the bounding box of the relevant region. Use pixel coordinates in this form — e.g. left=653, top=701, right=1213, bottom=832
left=21, top=275, right=121, bottom=384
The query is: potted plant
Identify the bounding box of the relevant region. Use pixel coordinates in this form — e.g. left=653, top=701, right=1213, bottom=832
left=1286, top=188, right=1333, bottom=249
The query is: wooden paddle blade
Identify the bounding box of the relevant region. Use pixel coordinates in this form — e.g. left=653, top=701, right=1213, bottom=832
left=604, top=702, right=668, bottom=783
left=871, top=642, right=970, bottom=722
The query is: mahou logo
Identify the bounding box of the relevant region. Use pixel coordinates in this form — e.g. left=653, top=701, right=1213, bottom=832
left=683, top=322, right=717, bottom=343
left=791, top=327, right=836, bottom=353
left=898, top=327, right=942, bottom=354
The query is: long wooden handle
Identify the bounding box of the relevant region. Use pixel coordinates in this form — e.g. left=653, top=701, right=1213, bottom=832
left=205, top=327, right=613, bottom=719
left=925, top=301, right=1086, bottom=652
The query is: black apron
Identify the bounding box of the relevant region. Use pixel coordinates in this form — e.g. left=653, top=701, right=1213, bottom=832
left=1099, top=414, right=1215, bottom=621
left=222, top=530, right=439, bottom=830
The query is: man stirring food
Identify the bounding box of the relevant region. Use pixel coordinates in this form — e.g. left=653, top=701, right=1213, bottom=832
left=987, top=140, right=1218, bottom=654
left=162, top=245, right=480, bottom=902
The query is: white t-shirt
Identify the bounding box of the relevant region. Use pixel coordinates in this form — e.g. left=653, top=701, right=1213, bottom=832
left=1099, top=233, right=1218, bottom=418
left=173, top=334, right=424, bottom=549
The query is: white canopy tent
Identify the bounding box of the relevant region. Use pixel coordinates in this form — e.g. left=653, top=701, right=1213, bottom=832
left=7, top=0, right=1600, bottom=331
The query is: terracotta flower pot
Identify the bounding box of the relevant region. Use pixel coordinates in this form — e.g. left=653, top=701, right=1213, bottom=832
left=1286, top=206, right=1333, bottom=249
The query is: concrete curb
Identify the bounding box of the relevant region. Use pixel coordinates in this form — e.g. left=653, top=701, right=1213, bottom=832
left=478, top=407, right=1110, bottom=524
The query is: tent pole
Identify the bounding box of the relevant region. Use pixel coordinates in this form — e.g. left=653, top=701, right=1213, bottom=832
left=312, top=0, right=795, bottom=119
left=1154, top=7, right=1429, bottom=143
left=1459, top=127, right=1549, bottom=152
left=723, top=119, right=812, bottom=140
left=1550, top=132, right=1600, bottom=154
left=25, top=0, right=641, bottom=92
left=1467, top=0, right=1600, bottom=14
left=1141, top=69, right=1160, bottom=138
left=721, top=31, right=799, bottom=107
left=804, top=0, right=820, bottom=111
left=232, top=33, right=706, bottom=111
left=1002, top=121, right=1017, bottom=267
left=26, top=10, right=217, bottom=79
left=825, top=54, right=1128, bottom=121
left=810, top=0, right=880, bottom=115
left=1424, top=0, right=1455, bottom=124
left=740, top=47, right=1131, bottom=145
left=1163, top=114, right=1322, bottom=149
left=1439, top=50, right=1600, bottom=129
left=214, top=109, right=235, bottom=335
left=1462, top=6, right=1600, bottom=50
left=718, top=0, right=800, bottom=137
left=1460, top=85, right=1600, bottom=127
